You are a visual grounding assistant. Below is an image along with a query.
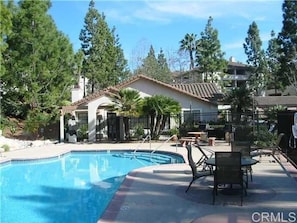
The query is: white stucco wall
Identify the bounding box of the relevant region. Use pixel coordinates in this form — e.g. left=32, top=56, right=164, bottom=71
left=87, top=96, right=112, bottom=142
left=124, top=79, right=218, bottom=122
left=67, top=77, right=219, bottom=142
left=71, top=88, right=84, bottom=103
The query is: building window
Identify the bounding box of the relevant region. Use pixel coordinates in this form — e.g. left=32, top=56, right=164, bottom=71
left=77, top=112, right=88, bottom=128
left=183, top=110, right=201, bottom=125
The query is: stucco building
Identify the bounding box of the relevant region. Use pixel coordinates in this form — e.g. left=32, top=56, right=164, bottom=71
left=60, top=75, right=223, bottom=142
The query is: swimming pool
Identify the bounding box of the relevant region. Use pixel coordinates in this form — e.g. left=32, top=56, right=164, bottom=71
left=0, top=150, right=184, bottom=223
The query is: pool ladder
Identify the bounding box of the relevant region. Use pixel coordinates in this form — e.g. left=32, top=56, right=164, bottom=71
left=133, top=134, right=152, bottom=153
left=151, top=134, right=178, bottom=154
left=133, top=134, right=178, bottom=155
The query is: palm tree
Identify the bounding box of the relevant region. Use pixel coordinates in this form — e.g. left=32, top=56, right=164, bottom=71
left=179, top=33, right=197, bottom=70
left=224, top=86, right=253, bottom=123
left=141, top=95, right=181, bottom=139
left=110, top=88, right=142, bottom=140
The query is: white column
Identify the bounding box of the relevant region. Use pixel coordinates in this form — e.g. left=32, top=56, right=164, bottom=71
left=60, top=113, right=64, bottom=142
left=88, top=105, right=96, bottom=142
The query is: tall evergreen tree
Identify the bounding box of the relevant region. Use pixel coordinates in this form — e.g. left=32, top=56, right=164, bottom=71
left=135, top=45, right=158, bottom=77
left=79, top=0, right=128, bottom=93
left=135, top=46, right=172, bottom=83
left=157, top=49, right=172, bottom=83
left=112, top=30, right=130, bottom=83
left=0, top=1, right=12, bottom=76
left=195, top=16, right=227, bottom=83
left=266, top=30, right=282, bottom=94
left=243, top=21, right=267, bottom=95
left=73, top=50, right=84, bottom=84
left=277, top=0, right=297, bottom=90
left=2, top=0, right=75, bottom=127
left=179, top=33, right=197, bottom=70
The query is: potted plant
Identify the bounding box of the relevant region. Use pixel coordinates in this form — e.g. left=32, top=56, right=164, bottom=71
left=169, top=127, right=179, bottom=141
left=77, top=124, right=88, bottom=142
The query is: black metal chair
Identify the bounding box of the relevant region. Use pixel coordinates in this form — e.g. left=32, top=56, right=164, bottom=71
left=213, top=151, right=247, bottom=206
left=185, top=145, right=212, bottom=192
left=231, top=141, right=253, bottom=185
left=193, top=144, right=214, bottom=171
left=252, top=133, right=285, bottom=160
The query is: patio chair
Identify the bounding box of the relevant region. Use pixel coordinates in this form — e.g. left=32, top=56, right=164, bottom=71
left=252, top=133, right=285, bottom=159
left=193, top=144, right=214, bottom=171
left=185, top=145, right=212, bottom=192
left=213, top=152, right=247, bottom=206
left=231, top=141, right=253, bottom=185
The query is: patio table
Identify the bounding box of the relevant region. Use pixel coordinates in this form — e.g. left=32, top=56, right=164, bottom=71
left=205, top=157, right=258, bottom=167
left=188, top=131, right=207, bottom=142
left=206, top=156, right=258, bottom=196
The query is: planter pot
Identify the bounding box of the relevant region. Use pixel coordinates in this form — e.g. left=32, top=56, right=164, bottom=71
left=171, top=135, right=178, bottom=142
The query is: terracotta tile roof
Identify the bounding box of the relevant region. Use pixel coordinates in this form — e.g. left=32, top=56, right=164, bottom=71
left=255, top=96, right=297, bottom=108
left=115, top=74, right=215, bottom=104
left=71, top=87, right=118, bottom=106
left=171, top=83, right=223, bottom=100
left=227, top=61, right=248, bottom=68
left=62, top=74, right=221, bottom=113
left=61, top=87, right=118, bottom=113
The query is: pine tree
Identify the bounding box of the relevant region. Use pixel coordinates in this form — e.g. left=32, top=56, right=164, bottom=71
left=73, top=50, right=84, bottom=85
left=243, top=21, right=267, bottom=95
left=0, top=1, right=12, bottom=76
left=135, top=46, right=172, bottom=83
left=2, top=0, right=75, bottom=123
left=277, top=0, right=297, bottom=90
left=195, top=16, right=227, bottom=83
left=136, top=45, right=159, bottom=78
left=266, top=30, right=282, bottom=94
left=112, top=30, right=130, bottom=83
left=157, top=49, right=172, bottom=83
left=79, top=0, right=128, bottom=93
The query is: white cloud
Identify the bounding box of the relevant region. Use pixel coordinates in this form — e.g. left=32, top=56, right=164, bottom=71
left=261, top=31, right=273, bottom=42
left=105, top=9, right=135, bottom=24
left=133, top=7, right=171, bottom=23
left=103, top=0, right=281, bottom=26
left=145, top=1, right=222, bottom=19
left=224, top=40, right=244, bottom=50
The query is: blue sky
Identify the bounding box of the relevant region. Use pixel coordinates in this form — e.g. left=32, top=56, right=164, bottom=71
left=49, top=0, right=283, bottom=70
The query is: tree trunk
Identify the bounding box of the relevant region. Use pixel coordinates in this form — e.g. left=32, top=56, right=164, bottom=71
left=123, top=117, right=130, bottom=140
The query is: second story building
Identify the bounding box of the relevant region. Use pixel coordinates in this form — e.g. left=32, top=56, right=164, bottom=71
left=173, top=57, right=250, bottom=90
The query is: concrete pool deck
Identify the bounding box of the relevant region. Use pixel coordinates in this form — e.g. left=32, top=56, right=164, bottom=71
left=1, top=140, right=297, bottom=223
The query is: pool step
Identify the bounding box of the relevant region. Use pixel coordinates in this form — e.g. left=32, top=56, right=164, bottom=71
left=114, top=152, right=178, bottom=164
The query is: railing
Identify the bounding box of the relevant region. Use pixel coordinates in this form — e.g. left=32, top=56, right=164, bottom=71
left=151, top=134, right=178, bottom=154
left=133, top=134, right=151, bottom=153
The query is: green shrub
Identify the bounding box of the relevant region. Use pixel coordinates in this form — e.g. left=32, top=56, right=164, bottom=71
left=254, top=126, right=277, bottom=147
left=77, top=124, right=88, bottom=141
left=1, top=144, right=10, bottom=152
left=169, top=127, right=179, bottom=137
left=234, top=126, right=254, bottom=142
left=24, top=110, right=51, bottom=138
left=179, top=122, right=196, bottom=137
left=1, top=116, right=17, bottom=134
left=133, top=124, right=144, bottom=139
left=10, top=125, right=17, bottom=134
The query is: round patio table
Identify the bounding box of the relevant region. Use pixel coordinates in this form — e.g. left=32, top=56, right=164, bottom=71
left=205, top=157, right=258, bottom=196
left=205, top=157, right=258, bottom=167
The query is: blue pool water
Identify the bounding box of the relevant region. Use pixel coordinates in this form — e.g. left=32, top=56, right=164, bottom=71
left=0, top=151, right=184, bottom=223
